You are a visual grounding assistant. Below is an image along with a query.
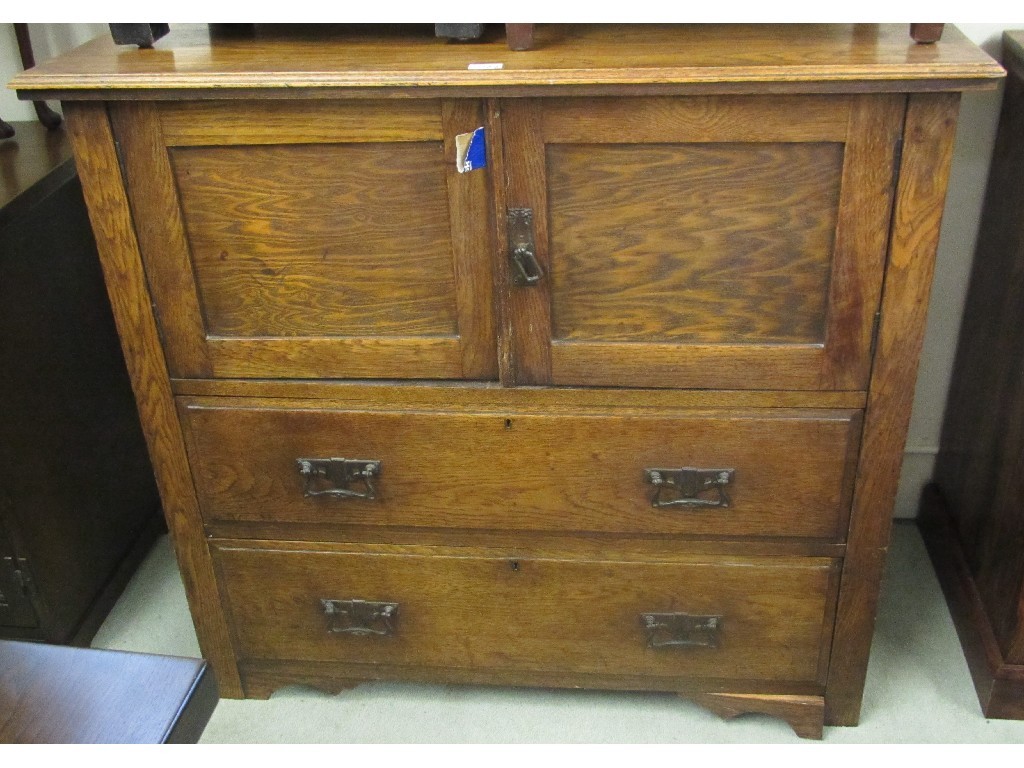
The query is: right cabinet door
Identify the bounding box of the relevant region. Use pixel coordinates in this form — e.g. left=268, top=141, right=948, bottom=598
left=500, top=94, right=905, bottom=390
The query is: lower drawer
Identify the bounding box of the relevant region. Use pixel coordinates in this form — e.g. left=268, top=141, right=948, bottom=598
left=213, top=541, right=840, bottom=685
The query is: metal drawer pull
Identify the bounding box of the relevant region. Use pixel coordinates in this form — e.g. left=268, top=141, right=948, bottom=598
left=322, top=599, right=399, bottom=637
left=641, top=612, right=722, bottom=649
left=644, top=467, right=734, bottom=509
left=296, top=458, right=381, bottom=500
left=507, top=207, right=544, bottom=286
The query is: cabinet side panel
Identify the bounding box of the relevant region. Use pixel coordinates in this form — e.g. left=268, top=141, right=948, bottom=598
left=62, top=102, right=243, bottom=695
left=933, top=60, right=1024, bottom=663
left=825, top=92, right=959, bottom=726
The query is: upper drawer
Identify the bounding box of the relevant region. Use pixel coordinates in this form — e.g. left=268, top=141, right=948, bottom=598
left=179, top=397, right=861, bottom=541
left=502, top=93, right=906, bottom=390
left=111, top=100, right=496, bottom=381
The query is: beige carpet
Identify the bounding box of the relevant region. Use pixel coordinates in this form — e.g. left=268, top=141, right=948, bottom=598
left=90, top=522, right=1024, bottom=743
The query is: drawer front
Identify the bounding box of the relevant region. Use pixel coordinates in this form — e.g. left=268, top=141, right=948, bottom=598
left=181, top=398, right=861, bottom=540
left=214, top=542, right=839, bottom=684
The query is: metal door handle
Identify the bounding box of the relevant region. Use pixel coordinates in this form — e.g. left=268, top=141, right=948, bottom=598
left=508, top=208, right=544, bottom=286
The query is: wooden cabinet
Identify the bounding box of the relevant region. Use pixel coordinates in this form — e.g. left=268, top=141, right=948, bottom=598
left=11, top=24, right=1002, bottom=738
left=919, top=30, right=1024, bottom=721
left=0, top=123, right=162, bottom=644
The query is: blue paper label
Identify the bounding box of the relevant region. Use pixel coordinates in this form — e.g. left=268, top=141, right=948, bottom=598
left=456, top=127, right=487, bottom=173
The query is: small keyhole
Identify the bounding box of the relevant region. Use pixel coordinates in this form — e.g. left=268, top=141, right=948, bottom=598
left=505, top=418, right=513, bottom=430
left=509, top=560, right=520, bottom=571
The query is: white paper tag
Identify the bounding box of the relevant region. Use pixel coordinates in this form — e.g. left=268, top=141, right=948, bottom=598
left=467, top=62, right=504, bottom=70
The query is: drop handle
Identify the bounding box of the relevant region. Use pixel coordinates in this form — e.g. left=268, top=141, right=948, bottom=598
left=641, top=612, right=722, bottom=649
left=644, top=467, right=735, bottom=508
left=296, top=458, right=381, bottom=500
left=507, top=207, right=544, bottom=286
left=511, top=246, right=544, bottom=286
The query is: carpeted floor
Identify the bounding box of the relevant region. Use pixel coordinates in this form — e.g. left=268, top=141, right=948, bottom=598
left=89, top=522, right=1024, bottom=743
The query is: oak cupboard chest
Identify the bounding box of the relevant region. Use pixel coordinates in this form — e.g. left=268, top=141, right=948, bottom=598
left=11, top=24, right=1003, bottom=738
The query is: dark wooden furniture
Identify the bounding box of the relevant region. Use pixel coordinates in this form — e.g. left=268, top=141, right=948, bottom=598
left=11, top=24, right=1002, bottom=739
left=0, top=121, right=162, bottom=645
left=0, top=639, right=218, bottom=743
left=918, top=30, right=1024, bottom=721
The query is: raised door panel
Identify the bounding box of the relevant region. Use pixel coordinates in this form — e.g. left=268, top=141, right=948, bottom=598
left=500, top=95, right=905, bottom=390
left=112, top=100, right=496, bottom=381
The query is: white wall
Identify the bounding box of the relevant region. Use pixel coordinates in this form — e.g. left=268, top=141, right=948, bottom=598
left=2, top=24, right=1020, bottom=517
left=0, top=24, right=106, bottom=120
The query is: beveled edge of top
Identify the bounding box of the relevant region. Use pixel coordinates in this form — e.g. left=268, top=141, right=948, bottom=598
left=10, top=23, right=1005, bottom=98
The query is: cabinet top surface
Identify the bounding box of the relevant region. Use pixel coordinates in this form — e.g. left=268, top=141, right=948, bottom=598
left=9, top=24, right=1003, bottom=98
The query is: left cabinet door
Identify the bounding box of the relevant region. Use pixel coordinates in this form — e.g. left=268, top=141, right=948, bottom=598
left=113, top=100, right=496, bottom=381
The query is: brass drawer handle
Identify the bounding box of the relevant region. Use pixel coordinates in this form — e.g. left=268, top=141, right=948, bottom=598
left=296, top=458, right=381, bottom=500
left=644, top=467, right=734, bottom=509
left=322, top=598, right=398, bottom=637
left=641, top=612, right=722, bottom=649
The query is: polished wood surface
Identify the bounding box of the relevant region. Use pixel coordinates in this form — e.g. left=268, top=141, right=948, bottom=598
left=825, top=92, right=961, bottom=725
left=9, top=24, right=1001, bottom=97
left=504, top=93, right=901, bottom=390
left=176, top=142, right=458, bottom=337
left=169, top=379, right=869, bottom=409
left=0, top=640, right=217, bottom=743
left=548, top=141, right=842, bottom=344
left=179, top=397, right=861, bottom=540
left=63, top=102, right=243, bottom=696
left=919, top=486, right=1024, bottom=719
left=214, top=541, right=839, bottom=684
left=693, top=692, right=825, bottom=739
left=39, top=26, right=996, bottom=738
left=0, top=122, right=160, bottom=644
left=0, top=120, right=73, bottom=215
left=919, top=30, right=1024, bottom=719
left=113, top=98, right=496, bottom=381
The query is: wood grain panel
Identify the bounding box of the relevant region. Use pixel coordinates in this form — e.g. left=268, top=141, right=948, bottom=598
left=214, top=541, right=839, bottom=684
left=172, top=142, right=458, bottom=338
left=179, top=398, right=861, bottom=541
left=818, top=93, right=905, bottom=389
left=205, top=337, right=462, bottom=380
left=500, top=98, right=552, bottom=384
left=239, top=658, right=826, bottom=701
left=547, top=141, right=843, bottom=344
left=825, top=92, right=960, bottom=726
left=110, top=102, right=212, bottom=377
left=169, top=379, right=868, bottom=410
left=520, top=93, right=904, bottom=391
left=158, top=99, right=443, bottom=145
left=551, top=342, right=828, bottom=390
left=443, top=100, right=498, bottom=379
left=62, top=102, right=242, bottom=696
left=542, top=95, right=850, bottom=143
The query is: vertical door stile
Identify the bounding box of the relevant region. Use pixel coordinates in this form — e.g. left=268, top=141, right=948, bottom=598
left=500, top=99, right=554, bottom=385
left=442, top=99, right=498, bottom=380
